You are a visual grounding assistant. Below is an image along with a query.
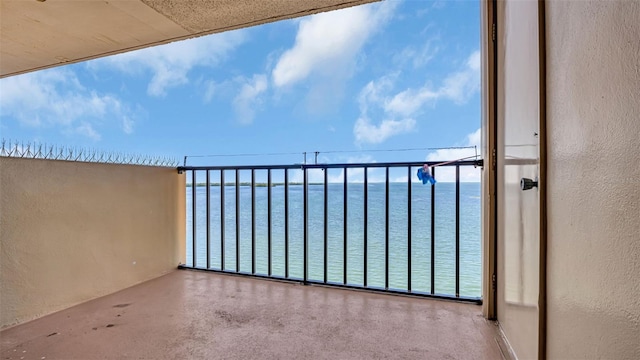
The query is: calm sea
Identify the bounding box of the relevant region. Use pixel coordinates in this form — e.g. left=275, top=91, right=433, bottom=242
left=186, top=182, right=481, bottom=298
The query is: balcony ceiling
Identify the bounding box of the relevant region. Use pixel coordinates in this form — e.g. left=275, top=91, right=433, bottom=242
left=0, top=0, right=378, bottom=78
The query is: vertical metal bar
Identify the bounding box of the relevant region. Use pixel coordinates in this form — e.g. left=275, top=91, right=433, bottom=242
left=343, top=167, right=348, bottom=285
left=284, top=169, right=289, bottom=278
left=236, top=169, right=240, bottom=273
left=363, top=166, right=368, bottom=287
left=267, top=169, right=272, bottom=277
left=191, top=170, right=197, bottom=268
left=206, top=170, right=211, bottom=269
left=303, top=167, right=308, bottom=283
left=251, top=169, right=256, bottom=275
left=407, top=166, right=412, bottom=292
left=221, top=171, right=225, bottom=270
left=385, top=167, right=390, bottom=290
left=323, top=167, right=328, bottom=284
left=430, top=166, right=436, bottom=295
left=455, top=165, right=460, bottom=297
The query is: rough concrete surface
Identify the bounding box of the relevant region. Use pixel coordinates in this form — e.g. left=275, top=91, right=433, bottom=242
left=0, top=270, right=502, bottom=359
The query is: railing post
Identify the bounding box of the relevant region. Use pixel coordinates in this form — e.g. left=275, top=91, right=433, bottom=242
left=284, top=169, right=289, bottom=279
left=221, top=171, right=225, bottom=270
left=385, top=167, right=390, bottom=290
left=251, top=169, right=256, bottom=274
left=430, top=166, right=436, bottom=295
left=206, top=170, right=210, bottom=269
left=323, top=167, right=328, bottom=284
left=303, top=166, right=308, bottom=283
left=343, top=167, right=348, bottom=285
left=407, top=166, right=412, bottom=293
left=455, top=165, right=460, bottom=297
left=363, top=166, right=368, bottom=287
left=236, top=169, right=240, bottom=273
left=192, top=170, right=197, bottom=268
left=267, top=169, right=272, bottom=277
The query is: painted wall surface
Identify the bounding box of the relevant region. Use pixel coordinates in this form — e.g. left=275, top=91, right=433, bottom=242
left=546, top=1, right=640, bottom=359
left=0, top=158, right=186, bottom=328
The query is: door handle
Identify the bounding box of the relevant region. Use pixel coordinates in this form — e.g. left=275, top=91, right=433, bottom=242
left=521, top=178, right=538, bottom=191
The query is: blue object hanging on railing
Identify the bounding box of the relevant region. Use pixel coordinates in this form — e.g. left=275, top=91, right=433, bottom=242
left=417, top=167, right=436, bottom=185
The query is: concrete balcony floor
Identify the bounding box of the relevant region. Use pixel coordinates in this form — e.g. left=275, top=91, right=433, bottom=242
left=1, top=270, right=503, bottom=359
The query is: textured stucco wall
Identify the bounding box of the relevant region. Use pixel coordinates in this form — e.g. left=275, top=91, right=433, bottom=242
left=546, top=1, right=640, bottom=359
left=0, top=158, right=186, bottom=328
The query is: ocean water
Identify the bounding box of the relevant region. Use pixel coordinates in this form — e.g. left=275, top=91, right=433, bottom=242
left=186, top=182, right=481, bottom=298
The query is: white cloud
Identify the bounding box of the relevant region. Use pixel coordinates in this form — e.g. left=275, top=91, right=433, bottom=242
left=394, top=35, right=439, bottom=69
left=122, top=115, right=134, bottom=135
left=358, top=77, right=393, bottom=113
left=88, top=31, right=246, bottom=96
left=425, top=128, right=481, bottom=182
left=272, top=2, right=396, bottom=88
left=233, top=74, right=268, bottom=125
left=75, top=122, right=101, bottom=141
left=352, top=76, right=417, bottom=145
left=203, top=80, right=217, bottom=103
left=0, top=68, right=139, bottom=140
left=384, top=50, right=481, bottom=117
left=439, top=50, right=481, bottom=104
left=384, top=87, right=439, bottom=117
left=352, top=50, right=480, bottom=144
left=325, top=155, right=381, bottom=183
left=467, top=126, right=481, bottom=145
left=286, top=154, right=387, bottom=183
left=432, top=1, right=446, bottom=10
left=354, top=117, right=416, bottom=144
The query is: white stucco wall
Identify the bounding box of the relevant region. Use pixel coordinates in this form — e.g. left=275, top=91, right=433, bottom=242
left=546, top=1, right=640, bottom=358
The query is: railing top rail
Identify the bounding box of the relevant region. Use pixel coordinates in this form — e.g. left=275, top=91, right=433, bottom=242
left=177, top=159, right=482, bottom=172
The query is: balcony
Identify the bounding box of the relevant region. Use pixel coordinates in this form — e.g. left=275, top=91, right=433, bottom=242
left=0, top=156, right=502, bottom=359
left=2, top=1, right=639, bottom=358
left=0, top=270, right=503, bottom=359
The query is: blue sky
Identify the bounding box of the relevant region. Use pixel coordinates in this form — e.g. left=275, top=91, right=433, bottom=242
left=0, top=0, right=481, bottom=181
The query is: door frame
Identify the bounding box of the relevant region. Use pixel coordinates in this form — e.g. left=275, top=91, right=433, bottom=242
left=481, top=0, right=498, bottom=321
left=536, top=1, right=548, bottom=357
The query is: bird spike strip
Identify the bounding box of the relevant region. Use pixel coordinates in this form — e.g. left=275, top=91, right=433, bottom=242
left=0, top=139, right=179, bottom=167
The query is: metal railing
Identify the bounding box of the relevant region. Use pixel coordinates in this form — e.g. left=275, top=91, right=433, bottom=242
left=178, top=160, right=483, bottom=303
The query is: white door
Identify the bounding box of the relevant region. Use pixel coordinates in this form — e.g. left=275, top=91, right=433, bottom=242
left=496, top=0, right=543, bottom=358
